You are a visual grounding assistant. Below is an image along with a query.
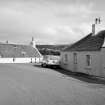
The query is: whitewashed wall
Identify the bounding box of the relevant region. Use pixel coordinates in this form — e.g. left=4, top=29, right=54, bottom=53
left=60, top=52, right=74, bottom=72
left=76, top=51, right=102, bottom=76
left=0, top=57, right=43, bottom=63
left=100, top=48, right=105, bottom=77
left=60, top=51, right=103, bottom=77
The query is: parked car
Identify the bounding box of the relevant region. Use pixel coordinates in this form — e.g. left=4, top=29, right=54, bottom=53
left=41, top=55, right=60, bottom=68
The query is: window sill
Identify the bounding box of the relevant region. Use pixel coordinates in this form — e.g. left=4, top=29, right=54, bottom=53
left=85, top=67, right=92, bottom=70
left=63, top=63, right=68, bottom=65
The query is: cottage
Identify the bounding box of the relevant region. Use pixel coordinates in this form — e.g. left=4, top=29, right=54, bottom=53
left=0, top=37, right=43, bottom=63
left=60, top=28, right=105, bottom=77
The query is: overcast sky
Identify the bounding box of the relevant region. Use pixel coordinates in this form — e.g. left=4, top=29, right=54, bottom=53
left=0, top=0, right=105, bottom=45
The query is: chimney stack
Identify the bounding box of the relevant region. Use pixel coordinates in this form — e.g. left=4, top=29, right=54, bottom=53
left=92, top=17, right=101, bottom=36
left=92, top=24, right=95, bottom=36
left=30, top=37, right=36, bottom=48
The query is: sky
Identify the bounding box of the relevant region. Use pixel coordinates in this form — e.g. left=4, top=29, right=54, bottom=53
left=0, top=0, right=105, bottom=45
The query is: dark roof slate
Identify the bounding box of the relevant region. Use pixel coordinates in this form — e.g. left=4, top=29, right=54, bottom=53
left=63, top=30, right=105, bottom=51
left=0, top=44, right=42, bottom=58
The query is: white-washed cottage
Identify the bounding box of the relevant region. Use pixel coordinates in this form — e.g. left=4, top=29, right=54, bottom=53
left=60, top=23, right=105, bottom=77
left=0, top=37, right=43, bottom=63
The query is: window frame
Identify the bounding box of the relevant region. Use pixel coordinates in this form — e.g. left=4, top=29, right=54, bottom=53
left=63, top=53, right=68, bottom=64
left=73, top=53, right=77, bottom=64
left=86, top=55, right=91, bottom=66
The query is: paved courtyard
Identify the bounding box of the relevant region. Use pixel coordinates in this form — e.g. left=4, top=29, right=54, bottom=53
left=0, top=63, right=105, bottom=105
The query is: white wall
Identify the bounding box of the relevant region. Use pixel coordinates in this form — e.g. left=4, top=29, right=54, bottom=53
left=60, top=52, right=74, bottom=72
left=100, top=48, right=105, bottom=77
left=0, top=57, right=43, bottom=63
left=77, top=51, right=102, bottom=76
left=60, top=51, right=103, bottom=77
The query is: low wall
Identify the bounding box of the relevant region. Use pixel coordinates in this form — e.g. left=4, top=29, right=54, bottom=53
left=0, top=57, right=43, bottom=63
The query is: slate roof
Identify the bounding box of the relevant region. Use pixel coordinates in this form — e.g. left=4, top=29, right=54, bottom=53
left=63, top=30, right=105, bottom=51
left=0, top=44, right=42, bottom=58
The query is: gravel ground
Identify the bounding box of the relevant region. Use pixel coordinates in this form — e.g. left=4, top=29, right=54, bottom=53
left=0, top=63, right=105, bottom=105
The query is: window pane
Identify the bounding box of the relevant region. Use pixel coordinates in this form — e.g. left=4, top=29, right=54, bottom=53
left=65, top=54, right=68, bottom=62
left=74, top=53, right=77, bottom=64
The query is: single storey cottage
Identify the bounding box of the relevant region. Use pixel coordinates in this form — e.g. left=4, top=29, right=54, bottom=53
left=0, top=37, right=42, bottom=63
left=60, top=30, right=105, bottom=77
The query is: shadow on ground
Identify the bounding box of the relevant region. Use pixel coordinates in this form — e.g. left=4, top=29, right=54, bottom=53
left=33, top=64, right=105, bottom=85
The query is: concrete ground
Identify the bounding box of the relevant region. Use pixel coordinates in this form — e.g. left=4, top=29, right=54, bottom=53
left=0, top=64, right=105, bottom=105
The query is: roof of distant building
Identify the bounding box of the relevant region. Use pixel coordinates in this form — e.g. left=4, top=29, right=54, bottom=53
left=63, top=30, right=105, bottom=52
left=0, top=44, right=42, bottom=58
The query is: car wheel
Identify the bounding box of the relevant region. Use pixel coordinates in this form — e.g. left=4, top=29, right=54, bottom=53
left=42, top=63, right=47, bottom=67
left=41, top=64, right=44, bottom=67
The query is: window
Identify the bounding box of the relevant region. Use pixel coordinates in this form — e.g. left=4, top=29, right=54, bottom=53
left=86, top=55, right=91, bottom=66
left=64, top=54, right=68, bottom=64
left=74, top=53, right=77, bottom=64
left=65, top=54, right=68, bottom=62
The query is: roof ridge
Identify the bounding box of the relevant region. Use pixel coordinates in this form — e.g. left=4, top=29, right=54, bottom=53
left=0, top=43, right=30, bottom=47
